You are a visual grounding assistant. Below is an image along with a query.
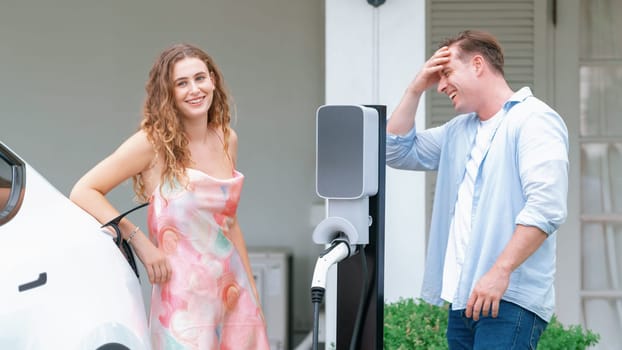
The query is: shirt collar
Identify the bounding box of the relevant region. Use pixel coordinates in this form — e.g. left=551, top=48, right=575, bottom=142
left=504, top=86, right=533, bottom=111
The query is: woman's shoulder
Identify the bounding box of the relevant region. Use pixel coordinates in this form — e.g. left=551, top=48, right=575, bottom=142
left=225, top=126, right=239, bottom=167
left=114, top=130, right=157, bottom=169
left=227, top=127, right=238, bottom=145
left=122, top=130, right=154, bottom=153
left=122, top=130, right=161, bottom=191
left=227, top=127, right=238, bottom=152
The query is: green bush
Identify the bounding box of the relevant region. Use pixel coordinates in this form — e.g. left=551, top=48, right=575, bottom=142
left=384, top=298, right=449, bottom=350
left=537, top=315, right=600, bottom=350
left=384, top=298, right=600, bottom=350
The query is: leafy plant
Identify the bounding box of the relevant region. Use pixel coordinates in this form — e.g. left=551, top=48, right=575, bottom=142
left=537, top=315, right=600, bottom=350
left=384, top=298, right=449, bottom=350
left=384, top=298, right=600, bottom=350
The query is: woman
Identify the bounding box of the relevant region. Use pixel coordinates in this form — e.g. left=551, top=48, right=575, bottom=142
left=70, top=43, right=270, bottom=349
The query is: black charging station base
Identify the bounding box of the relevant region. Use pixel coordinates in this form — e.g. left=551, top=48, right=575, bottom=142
left=336, top=105, right=385, bottom=350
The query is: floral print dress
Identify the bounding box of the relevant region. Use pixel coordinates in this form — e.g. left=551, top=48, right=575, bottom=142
left=147, top=168, right=269, bottom=350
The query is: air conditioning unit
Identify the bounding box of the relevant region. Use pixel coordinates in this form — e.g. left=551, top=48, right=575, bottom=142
left=249, top=249, right=291, bottom=350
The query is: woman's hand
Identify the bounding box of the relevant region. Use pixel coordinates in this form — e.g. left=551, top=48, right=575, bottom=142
left=132, top=233, right=172, bottom=284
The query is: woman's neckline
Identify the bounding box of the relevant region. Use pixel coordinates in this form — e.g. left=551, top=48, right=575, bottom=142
left=149, top=168, right=243, bottom=198
left=185, top=167, right=242, bottom=182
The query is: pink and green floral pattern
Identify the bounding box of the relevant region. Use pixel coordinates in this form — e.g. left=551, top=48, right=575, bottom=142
left=147, top=168, right=269, bottom=349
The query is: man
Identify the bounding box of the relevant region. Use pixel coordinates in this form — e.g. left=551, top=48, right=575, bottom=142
left=386, top=30, right=568, bottom=349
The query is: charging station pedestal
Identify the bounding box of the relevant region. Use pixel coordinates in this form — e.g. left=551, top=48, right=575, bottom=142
left=312, top=104, right=385, bottom=350
left=336, top=105, right=385, bottom=350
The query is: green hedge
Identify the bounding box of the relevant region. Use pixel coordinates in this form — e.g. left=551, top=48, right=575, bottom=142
left=384, top=298, right=600, bottom=350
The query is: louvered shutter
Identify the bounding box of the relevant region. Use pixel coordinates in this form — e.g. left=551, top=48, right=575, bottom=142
left=425, top=0, right=537, bottom=231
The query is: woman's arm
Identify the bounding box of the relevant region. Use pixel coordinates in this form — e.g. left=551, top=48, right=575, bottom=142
left=70, top=131, right=171, bottom=284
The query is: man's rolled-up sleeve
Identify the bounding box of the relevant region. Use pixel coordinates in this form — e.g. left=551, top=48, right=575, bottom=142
left=386, top=125, right=444, bottom=171
left=516, top=111, right=569, bottom=235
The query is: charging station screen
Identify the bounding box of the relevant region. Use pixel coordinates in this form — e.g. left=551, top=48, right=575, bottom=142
left=317, top=106, right=364, bottom=199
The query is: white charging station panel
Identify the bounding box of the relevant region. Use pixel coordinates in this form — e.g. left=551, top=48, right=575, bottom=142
left=316, top=105, right=378, bottom=199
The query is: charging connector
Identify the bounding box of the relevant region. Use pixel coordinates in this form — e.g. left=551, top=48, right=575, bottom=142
left=311, top=239, right=352, bottom=290
left=310, top=238, right=354, bottom=350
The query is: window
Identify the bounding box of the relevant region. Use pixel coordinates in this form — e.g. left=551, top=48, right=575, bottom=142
left=578, top=0, right=622, bottom=346
left=0, top=162, right=11, bottom=210
left=0, top=143, right=25, bottom=225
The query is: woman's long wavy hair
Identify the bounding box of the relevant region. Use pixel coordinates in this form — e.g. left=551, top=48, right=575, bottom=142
left=132, top=43, right=232, bottom=201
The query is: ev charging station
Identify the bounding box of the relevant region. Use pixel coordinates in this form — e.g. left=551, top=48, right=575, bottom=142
left=311, top=105, right=386, bottom=350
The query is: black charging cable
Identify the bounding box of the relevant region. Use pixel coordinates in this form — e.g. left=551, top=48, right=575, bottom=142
left=100, top=202, right=149, bottom=278
left=348, top=245, right=370, bottom=350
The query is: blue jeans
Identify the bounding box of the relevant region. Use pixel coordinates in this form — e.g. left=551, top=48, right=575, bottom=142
left=446, top=300, right=548, bottom=350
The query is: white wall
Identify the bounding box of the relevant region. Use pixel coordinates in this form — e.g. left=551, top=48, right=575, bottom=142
left=0, top=0, right=324, bottom=342
left=325, top=0, right=426, bottom=344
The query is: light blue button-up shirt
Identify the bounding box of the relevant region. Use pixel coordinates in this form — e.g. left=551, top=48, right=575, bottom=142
left=386, top=87, right=568, bottom=322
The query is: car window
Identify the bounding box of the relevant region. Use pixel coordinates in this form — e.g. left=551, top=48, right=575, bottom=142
left=0, top=143, right=25, bottom=225
left=0, top=158, right=12, bottom=210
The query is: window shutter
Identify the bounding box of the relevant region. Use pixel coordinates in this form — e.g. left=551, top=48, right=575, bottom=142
left=425, top=0, right=536, bottom=230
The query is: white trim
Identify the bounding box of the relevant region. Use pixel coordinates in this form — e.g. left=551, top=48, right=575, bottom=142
left=324, top=0, right=427, bottom=346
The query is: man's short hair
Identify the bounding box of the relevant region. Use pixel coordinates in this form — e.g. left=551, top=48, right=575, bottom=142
left=440, top=30, right=505, bottom=76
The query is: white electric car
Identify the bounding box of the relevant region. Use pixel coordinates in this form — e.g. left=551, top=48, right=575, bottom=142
left=0, top=142, right=150, bottom=350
